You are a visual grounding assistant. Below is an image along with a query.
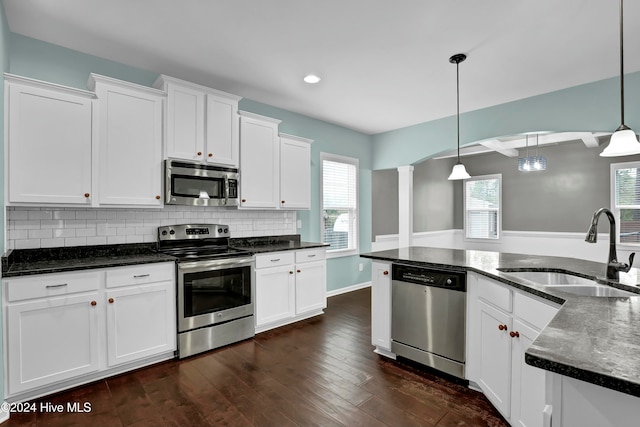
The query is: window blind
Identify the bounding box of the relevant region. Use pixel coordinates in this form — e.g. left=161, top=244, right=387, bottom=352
left=322, top=158, right=357, bottom=251
left=614, top=166, right=640, bottom=243
left=465, top=177, right=500, bottom=239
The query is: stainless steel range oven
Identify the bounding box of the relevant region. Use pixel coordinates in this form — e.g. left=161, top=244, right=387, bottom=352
left=157, top=224, right=255, bottom=358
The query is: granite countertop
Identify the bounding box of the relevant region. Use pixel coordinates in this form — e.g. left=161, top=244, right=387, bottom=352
left=360, top=246, right=640, bottom=398
left=230, top=235, right=329, bottom=254
left=2, top=243, right=176, bottom=277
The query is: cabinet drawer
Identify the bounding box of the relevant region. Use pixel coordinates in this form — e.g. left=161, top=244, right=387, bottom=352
left=255, top=251, right=295, bottom=269
left=514, top=291, right=559, bottom=330
left=106, top=262, right=175, bottom=288
left=295, top=248, right=326, bottom=263
left=478, top=278, right=512, bottom=312
left=5, top=271, right=101, bottom=302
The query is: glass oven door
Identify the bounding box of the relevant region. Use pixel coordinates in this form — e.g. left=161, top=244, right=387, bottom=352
left=177, top=256, right=255, bottom=332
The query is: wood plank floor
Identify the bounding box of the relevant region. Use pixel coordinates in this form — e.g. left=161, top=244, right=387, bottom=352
left=2, top=288, right=508, bottom=427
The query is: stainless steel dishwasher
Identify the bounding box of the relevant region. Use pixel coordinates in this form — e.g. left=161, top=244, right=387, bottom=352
left=391, top=263, right=467, bottom=379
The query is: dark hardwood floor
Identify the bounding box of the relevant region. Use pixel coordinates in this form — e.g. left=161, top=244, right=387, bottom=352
left=3, top=288, right=508, bottom=427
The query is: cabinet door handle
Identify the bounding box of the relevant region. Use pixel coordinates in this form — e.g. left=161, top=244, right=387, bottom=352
left=197, top=151, right=202, bottom=156
left=84, top=193, right=90, bottom=198
left=271, top=259, right=280, bottom=262
left=241, top=198, right=247, bottom=203
left=383, top=271, right=389, bottom=275
left=289, top=271, right=294, bottom=275
left=208, top=153, right=213, bottom=157
left=297, top=269, right=301, bottom=273
left=133, top=274, right=150, bottom=279
left=108, top=298, right=115, bottom=304
left=498, top=324, right=508, bottom=331
left=155, top=195, right=161, bottom=200
left=45, top=283, right=68, bottom=288
left=281, top=200, right=285, bottom=204
left=90, top=301, right=97, bottom=306
left=510, top=331, right=520, bottom=338
left=308, top=254, right=316, bottom=258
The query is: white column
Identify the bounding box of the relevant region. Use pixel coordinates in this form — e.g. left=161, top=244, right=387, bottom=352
left=397, top=165, right=414, bottom=248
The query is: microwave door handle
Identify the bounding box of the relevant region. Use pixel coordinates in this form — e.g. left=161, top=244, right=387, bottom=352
left=224, top=176, right=230, bottom=205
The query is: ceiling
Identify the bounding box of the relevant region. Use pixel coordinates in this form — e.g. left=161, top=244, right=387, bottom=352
left=3, top=0, right=640, bottom=135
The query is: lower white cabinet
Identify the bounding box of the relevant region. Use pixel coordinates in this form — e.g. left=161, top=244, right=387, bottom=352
left=467, top=272, right=559, bottom=427
left=370, top=261, right=394, bottom=358
left=255, top=248, right=326, bottom=332
left=3, top=262, right=176, bottom=400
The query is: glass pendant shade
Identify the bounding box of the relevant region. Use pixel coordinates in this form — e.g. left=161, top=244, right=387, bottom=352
left=448, top=162, right=471, bottom=180
left=600, top=127, right=640, bottom=157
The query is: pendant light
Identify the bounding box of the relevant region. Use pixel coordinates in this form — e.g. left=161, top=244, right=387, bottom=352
left=448, top=53, right=472, bottom=180
left=600, top=0, right=640, bottom=157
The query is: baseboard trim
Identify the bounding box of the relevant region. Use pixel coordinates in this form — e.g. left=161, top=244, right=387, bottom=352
left=0, top=403, right=9, bottom=424
left=327, top=281, right=371, bottom=298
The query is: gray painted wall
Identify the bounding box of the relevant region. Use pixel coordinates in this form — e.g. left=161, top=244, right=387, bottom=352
left=373, top=140, right=640, bottom=237
left=372, top=169, right=398, bottom=236
left=414, top=157, right=456, bottom=232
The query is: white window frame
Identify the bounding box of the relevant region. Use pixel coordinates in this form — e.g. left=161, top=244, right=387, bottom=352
left=610, top=161, right=640, bottom=249
left=320, top=152, right=359, bottom=258
left=463, top=173, right=502, bottom=243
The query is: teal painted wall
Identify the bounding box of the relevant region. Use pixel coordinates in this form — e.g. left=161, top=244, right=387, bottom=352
left=6, top=34, right=374, bottom=293
left=372, top=72, right=640, bottom=170
left=238, top=99, right=373, bottom=291
left=0, top=0, right=8, bottom=406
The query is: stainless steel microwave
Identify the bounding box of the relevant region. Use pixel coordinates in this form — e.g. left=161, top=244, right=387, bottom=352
left=165, top=159, right=239, bottom=207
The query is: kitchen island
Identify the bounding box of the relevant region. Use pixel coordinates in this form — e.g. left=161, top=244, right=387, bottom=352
left=361, top=246, right=640, bottom=427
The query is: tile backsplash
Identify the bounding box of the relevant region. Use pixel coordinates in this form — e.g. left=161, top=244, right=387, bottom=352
left=6, top=206, right=297, bottom=250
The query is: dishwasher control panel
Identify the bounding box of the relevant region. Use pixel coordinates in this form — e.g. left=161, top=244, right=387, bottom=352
left=392, top=264, right=466, bottom=292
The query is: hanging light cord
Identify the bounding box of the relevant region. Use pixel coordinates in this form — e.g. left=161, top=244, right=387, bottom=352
left=619, top=0, right=626, bottom=127
left=456, top=58, right=461, bottom=162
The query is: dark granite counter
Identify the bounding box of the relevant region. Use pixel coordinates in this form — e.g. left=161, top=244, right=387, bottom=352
left=230, top=234, right=328, bottom=254
left=2, top=243, right=176, bottom=277
left=360, top=246, right=640, bottom=398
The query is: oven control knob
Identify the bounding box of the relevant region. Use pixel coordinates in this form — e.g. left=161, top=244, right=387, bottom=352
left=169, top=230, right=175, bottom=235
left=446, top=278, right=453, bottom=285
left=161, top=230, right=167, bottom=236
left=218, top=228, right=223, bottom=233
left=224, top=228, right=228, bottom=233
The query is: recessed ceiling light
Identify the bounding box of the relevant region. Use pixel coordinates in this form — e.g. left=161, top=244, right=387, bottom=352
left=304, top=74, right=321, bottom=84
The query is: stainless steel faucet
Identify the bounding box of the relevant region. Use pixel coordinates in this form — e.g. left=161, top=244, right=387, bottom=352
left=585, top=207, right=635, bottom=280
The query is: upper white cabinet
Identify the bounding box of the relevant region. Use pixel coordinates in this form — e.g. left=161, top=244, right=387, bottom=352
left=154, top=75, right=241, bottom=167
left=4, top=74, right=95, bottom=205
left=88, top=74, right=164, bottom=207
left=239, top=111, right=282, bottom=209
left=279, top=133, right=312, bottom=210
left=239, top=111, right=312, bottom=210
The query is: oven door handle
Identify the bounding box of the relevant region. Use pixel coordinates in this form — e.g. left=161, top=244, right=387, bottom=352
left=177, top=256, right=255, bottom=273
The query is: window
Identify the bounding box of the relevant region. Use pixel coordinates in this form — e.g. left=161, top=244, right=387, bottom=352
left=611, top=161, right=640, bottom=245
left=321, top=153, right=358, bottom=256
left=464, top=174, right=502, bottom=240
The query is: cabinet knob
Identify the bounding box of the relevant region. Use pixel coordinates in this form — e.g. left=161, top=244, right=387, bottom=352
left=289, top=271, right=294, bottom=275
left=155, top=195, right=161, bottom=200
left=108, top=298, right=114, bottom=304
left=84, top=193, right=90, bottom=198
left=297, top=269, right=301, bottom=273
left=383, top=271, right=389, bottom=275
left=208, top=153, right=213, bottom=157
left=197, top=151, right=202, bottom=156
left=90, top=301, right=97, bottom=306
left=510, top=331, right=520, bottom=338
left=498, top=324, right=508, bottom=331
left=241, top=198, right=246, bottom=203
left=281, top=200, right=285, bottom=204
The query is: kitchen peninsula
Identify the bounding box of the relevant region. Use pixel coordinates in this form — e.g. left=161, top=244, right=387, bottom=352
left=361, top=246, right=640, bottom=427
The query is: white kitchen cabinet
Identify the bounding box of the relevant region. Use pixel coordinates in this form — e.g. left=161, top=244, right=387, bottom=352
left=467, top=272, right=559, bottom=427
left=4, top=74, right=95, bottom=205
left=154, top=75, right=241, bottom=167
left=370, top=261, right=394, bottom=358
left=255, top=248, right=327, bottom=333
left=89, top=74, right=164, bottom=207
left=279, top=134, right=312, bottom=210
left=239, top=111, right=282, bottom=209
left=105, top=263, right=175, bottom=367
left=3, top=262, right=176, bottom=400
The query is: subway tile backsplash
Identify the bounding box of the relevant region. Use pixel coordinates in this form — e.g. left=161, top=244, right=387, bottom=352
left=6, top=206, right=297, bottom=250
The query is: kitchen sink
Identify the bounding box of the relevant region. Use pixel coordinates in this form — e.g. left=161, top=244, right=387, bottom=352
left=499, top=270, right=638, bottom=297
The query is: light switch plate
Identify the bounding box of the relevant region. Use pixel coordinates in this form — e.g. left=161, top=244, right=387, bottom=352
left=296, top=220, right=302, bottom=229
